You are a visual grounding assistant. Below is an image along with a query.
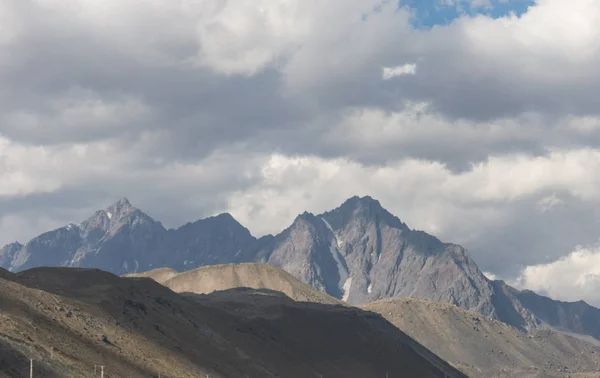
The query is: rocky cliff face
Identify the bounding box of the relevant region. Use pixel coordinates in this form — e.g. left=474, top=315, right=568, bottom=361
left=254, top=212, right=349, bottom=298
left=3, top=195, right=600, bottom=340
left=255, top=196, right=496, bottom=316
left=321, top=196, right=495, bottom=315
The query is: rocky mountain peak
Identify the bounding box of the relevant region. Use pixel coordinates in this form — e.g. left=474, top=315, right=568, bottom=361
left=106, top=197, right=135, bottom=219
left=336, top=195, right=380, bottom=212
left=210, top=212, right=246, bottom=228
left=3, top=241, right=22, bottom=249
left=293, top=211, right=318, bottom=224
left=322, top=195, right=408, bottom=232
left=0, top=242, right=24, bottom=268
left=177, top=212, right=251, bottom=236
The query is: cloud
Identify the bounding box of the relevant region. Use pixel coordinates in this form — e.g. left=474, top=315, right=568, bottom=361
left=0, top=1, right=20, bottom=46
left=382, top=63, right=417, bottom=80
left=223, top=149, right=600, bottom=278
left=512, top=245, right=600, bottom=307
left=536, top=193, right=564, bottom=213
left=194, top=0, right=311, bottom=75
left=1, top=87, right=151, bottom=144
left=1, top=0, right=600, bottom=292
left=483, top=271, right=498, bottom=280
left=318, top=104, right=600, bottom=169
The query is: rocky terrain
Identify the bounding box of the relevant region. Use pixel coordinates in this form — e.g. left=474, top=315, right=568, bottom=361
left=4, top=196, right=600, bottom=341
left=127, top=263, right=344, bottom=305
left=364, top=297, right=600, bottom=378
left=0, top=266, right=465, bottom=378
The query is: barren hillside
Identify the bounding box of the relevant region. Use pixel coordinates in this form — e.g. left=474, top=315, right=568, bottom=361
left=129, top=263, right=343, bottom=306
left=0, top=267, right=464, bottom=378
left=364, top=298, right=600, bottom=378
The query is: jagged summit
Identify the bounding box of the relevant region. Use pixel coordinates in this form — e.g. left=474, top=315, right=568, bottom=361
left=0, top=242, right=24, bottom=269
left=213, top=212, right=235, bottom=220
left=105, top=197, right=136, bottom=219
left=293, top=211, right=317, bottom=223
left=343, top=194, right=378, bottom=204
left=207, top=212, right=246, bottom=226
left=79, top=197, right=144, bottom=238
left=177, top=212, right=250, bottom=234
left=322, top=195, right=409, bottom=231
left=108, top=196, right=133, bottom=209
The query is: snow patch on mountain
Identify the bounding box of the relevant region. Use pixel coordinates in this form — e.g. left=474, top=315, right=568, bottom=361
left=321, top=218, right=343, bottom=248
left=321, top=217, right=351, bottom=300
left=342, top=277, right=352, bottom=302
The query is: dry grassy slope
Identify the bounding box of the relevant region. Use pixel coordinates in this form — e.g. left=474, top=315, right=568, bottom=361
left=364, top=297, right=600, bottom=378
left=129, top=263, right=344, bottom=306
left=1, top=267, right=465, bottom=378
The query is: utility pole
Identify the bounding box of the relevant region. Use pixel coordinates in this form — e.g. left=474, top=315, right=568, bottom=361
left=29, top=359, right=33, bottom=378
left=101, top=365, right=104, bottom=378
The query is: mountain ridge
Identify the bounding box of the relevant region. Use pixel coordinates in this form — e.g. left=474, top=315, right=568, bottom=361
left=3, top=195, right=600, bottom=341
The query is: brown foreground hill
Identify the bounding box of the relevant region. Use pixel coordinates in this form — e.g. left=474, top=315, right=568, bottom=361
left=364, top=298, right=600, bottom=378
left=126, top=263, right=344, bottom=306
left=0, top=267, right=464, bottom=378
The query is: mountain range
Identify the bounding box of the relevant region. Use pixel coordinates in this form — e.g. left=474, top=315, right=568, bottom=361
left=2, top=195, right=600, bottom=341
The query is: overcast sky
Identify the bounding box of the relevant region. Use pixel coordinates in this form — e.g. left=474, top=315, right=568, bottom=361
left=2, top=0, right=600, bottom=304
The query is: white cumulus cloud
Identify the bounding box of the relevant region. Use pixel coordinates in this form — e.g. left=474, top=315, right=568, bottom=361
left=382, top=63, right=417, bottom=80
left=512, top=245, right=600, bottom=306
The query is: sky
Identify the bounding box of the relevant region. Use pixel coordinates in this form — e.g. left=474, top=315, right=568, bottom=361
left=2, top=0, right=600, bottom=304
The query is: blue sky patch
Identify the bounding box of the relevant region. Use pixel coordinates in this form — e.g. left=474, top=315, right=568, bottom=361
left=401, top=0, right=536, bottom=28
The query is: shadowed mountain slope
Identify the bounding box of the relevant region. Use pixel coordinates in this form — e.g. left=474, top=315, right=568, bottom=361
left=0, top=266, right=465, bottom=378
